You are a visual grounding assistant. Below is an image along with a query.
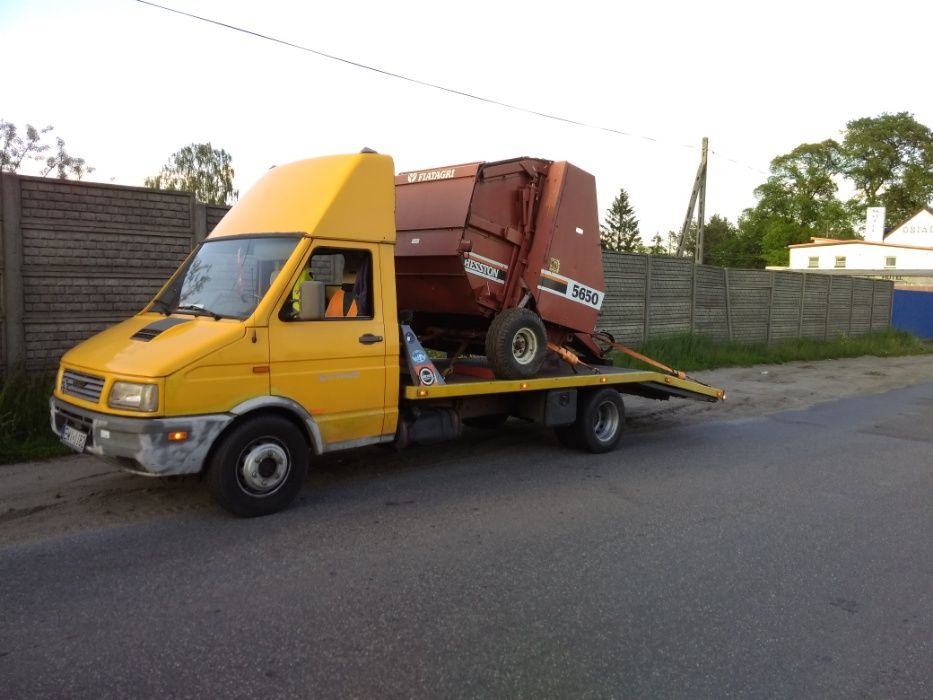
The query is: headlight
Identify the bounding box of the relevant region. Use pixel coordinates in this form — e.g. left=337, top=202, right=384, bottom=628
left=108, top=382, right=159, bottom=412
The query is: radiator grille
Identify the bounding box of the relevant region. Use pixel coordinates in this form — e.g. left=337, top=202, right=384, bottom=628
left=61, top=370, right=105, bottom=403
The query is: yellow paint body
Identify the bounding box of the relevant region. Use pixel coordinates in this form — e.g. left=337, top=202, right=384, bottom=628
left=55, top=153, right=400, bottom=445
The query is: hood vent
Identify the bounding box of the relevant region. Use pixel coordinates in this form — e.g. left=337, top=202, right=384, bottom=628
left=131, top=317, right=191, bottom=342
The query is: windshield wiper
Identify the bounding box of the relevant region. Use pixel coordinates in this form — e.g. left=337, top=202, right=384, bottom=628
left=150, top=298, right=172, bottom=316
left=173, top=304, right=224, bottom=321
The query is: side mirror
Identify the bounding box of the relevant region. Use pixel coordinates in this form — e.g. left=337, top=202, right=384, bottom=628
left=298, top=280, right=326, bottom=321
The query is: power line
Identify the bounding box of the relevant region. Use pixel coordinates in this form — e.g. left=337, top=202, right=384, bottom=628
left=134, top=0, right=768, bottom=176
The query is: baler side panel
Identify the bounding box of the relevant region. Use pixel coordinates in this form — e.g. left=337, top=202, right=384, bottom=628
left=527, top=162, right=604, bottom=336
left=466, top=161, right=546, bottom=311
left=395, top=165, right=481, bottom=315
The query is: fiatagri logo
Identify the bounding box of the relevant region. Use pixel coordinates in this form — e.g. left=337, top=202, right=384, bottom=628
left=406, top=168, right=456, bottom=183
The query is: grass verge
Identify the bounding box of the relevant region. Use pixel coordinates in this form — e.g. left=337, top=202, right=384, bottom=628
left=611, top=329, right=930, bottom=373
left=0, top=370, right=69, bottom=465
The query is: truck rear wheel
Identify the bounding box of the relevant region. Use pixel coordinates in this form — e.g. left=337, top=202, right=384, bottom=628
left=485, top=308, right=547, bottom=380
left=207, top=415, right=309, bottom=517
left=554, top=387, right=624, bottom=453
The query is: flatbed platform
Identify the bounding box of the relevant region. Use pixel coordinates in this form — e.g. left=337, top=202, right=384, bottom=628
left=403, top=362, right=724, bottom=403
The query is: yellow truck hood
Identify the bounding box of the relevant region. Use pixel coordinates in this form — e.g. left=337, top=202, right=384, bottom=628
left=62, top=314, right=247, bottom=378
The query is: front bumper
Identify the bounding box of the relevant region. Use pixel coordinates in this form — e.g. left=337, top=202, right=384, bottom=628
left=50, top=397, right=232, bottom=476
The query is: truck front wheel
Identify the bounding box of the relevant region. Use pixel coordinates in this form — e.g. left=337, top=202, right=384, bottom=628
left=554, top=388, right=624, bottom=453
left=207, top=415, right=309, bottom=517
left=485, top=308, right=547, bottom=379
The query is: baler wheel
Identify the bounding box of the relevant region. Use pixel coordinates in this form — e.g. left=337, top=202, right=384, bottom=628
left=485, top=308, right=547, bottom=379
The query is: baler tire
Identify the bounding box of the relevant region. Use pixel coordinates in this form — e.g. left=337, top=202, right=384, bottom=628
left=207, top=415, right=309, bottom=517
left=485, top=308, right=547, bottom=380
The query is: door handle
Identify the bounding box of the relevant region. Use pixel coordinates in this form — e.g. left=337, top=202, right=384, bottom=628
left=359, top=334, right=384, bottom=345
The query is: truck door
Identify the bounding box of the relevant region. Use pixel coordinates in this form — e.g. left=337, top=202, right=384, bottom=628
left=268, top=244, right=389, bottom=448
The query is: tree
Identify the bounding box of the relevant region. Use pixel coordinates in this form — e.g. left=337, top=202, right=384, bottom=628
left=0, top=119, right=93, bottom=179
left=674, top=223, right=696, bottom=258
left=838, top=112, right=933, bottom=226
left=145, top=143, right=237, bottom=205
left=755, top=141, right=852, bottom=235
left=716, top=211, right=764, bottom=268
left=700, top=215, right=749, bottom=267
left=647, top=232, right=667, bottom=255
left=741, top=140, right=855, bottom=266
left=600, top=188, right=643, bottom=252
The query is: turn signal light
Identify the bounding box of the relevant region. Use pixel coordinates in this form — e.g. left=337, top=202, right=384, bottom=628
left=168, top=431, right=189, bottom=442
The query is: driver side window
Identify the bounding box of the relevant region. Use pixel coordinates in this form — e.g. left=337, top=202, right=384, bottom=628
left=280, top=248, right=373, bottom=321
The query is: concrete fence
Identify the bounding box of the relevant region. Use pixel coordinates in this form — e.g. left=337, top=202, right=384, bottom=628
left=599, top=252, right=893, bottom=346
left=0, top=173, right=227, bottom=371
left=0, top=174, right=895, bottom=371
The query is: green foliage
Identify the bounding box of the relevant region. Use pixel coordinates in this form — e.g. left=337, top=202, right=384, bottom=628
left=740, top=140, right=856, bottom=266
left=838, top=112, right=933, bottom=226
left=600, top=188, right=644, bottom=252
left=611, top=329, right=928, bottom=373
left=0, top=370, right=68, bottom=464
left=665, top=215, right=763, bottom=268
left=702, top=214, right=763, bottom=268
left=145, top=142, right=238, bottom=206
left=0, top=119, right=93, bottom=179
left=754, top=141, right=852, bottom=235
left=647, top=232, right=668, bottom=255
left=738, top=112, right=933, bottom=267
left=675, top=223, right=696, bottom=258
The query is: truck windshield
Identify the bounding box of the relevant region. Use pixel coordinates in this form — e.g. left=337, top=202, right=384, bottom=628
left=153, top=235, right=302, bottom=319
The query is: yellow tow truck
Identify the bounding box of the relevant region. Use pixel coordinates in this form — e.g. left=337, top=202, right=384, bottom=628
left=50, top=152, right=722, bottom=516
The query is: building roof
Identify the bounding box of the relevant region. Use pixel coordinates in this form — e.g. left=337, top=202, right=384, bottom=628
left=788, top=238, right=933, bottom=252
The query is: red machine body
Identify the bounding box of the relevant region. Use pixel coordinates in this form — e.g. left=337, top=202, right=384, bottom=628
left=394, top=157, right=606, bottom=360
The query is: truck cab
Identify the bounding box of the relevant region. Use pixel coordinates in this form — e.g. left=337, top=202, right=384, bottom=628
left=51, top=153, right=401, bottom=516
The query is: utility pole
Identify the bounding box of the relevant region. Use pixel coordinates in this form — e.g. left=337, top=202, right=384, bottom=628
left=675, top=137, right=708, bottom=261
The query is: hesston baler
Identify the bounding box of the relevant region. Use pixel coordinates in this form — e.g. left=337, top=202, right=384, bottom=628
left=395, top=157, right=610, bottom=379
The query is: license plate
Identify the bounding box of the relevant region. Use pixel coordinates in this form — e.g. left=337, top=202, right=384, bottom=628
left=60, top=424, right=88, bottom=453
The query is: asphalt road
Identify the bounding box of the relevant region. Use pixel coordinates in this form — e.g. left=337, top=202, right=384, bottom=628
left=2, top=383, right=932, bottom=699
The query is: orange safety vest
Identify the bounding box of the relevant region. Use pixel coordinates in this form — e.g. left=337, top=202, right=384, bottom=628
left=325, top=288, right=359, bottom=317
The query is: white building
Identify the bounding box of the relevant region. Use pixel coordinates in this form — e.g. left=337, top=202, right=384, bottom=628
left=787, top=207, right=933, bottom=287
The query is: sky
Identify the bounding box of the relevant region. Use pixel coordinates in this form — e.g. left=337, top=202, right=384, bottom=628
left=2, top=0, right=932, bottom=241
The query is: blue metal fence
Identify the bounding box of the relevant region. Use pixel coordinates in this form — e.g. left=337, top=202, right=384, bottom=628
left=892, top=289, right=933, bottom=339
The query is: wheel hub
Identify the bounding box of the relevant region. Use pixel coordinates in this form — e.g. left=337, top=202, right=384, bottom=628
left=593, top=402, right=620, bottom=442
left=511, top=328, right=538, bottom=365
left=239, top=441, right=290, bottom=495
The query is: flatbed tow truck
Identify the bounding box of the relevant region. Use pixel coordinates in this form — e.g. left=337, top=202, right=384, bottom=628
left=50, top=152, right=723, bottom=516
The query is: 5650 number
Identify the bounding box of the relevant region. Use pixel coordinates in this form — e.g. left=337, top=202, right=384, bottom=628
left=571, top=283, right=601, bottom=307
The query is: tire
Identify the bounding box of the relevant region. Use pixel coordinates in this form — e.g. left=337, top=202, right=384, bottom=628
left=207, top=415, right=309, bottom=517
left=555, top=388, right=624, bottom=453
left=463, top=414, right=509, bottom=429
left=485, top=308, right=547, bottom=380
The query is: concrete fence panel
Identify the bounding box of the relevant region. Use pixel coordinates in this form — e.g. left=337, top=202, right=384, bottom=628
left=1, top=174, right=227, bottom=371
left=600, top=252, right=893, bottom=348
